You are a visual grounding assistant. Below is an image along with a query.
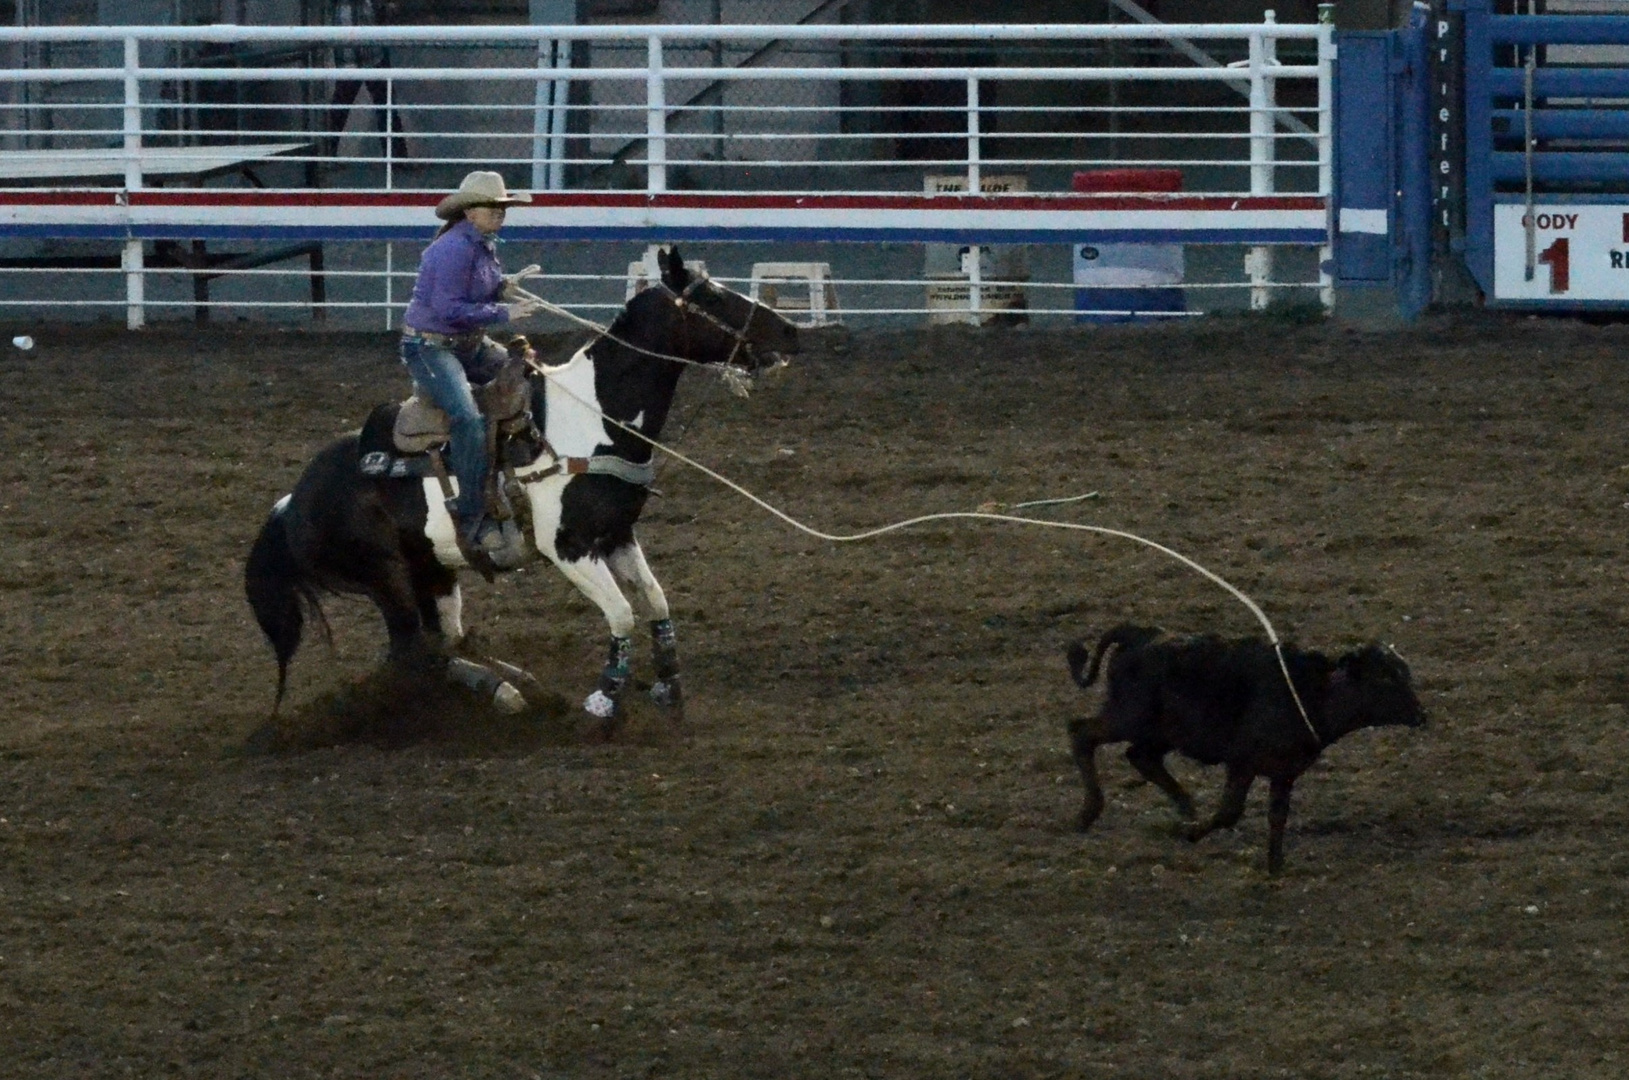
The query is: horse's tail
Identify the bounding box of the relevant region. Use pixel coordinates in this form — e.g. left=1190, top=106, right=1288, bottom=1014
left=244, top=500, right=327, bottom=713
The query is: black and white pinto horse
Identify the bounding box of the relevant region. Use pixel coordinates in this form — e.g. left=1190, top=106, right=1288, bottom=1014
left=245, top=248, right=798, bottom=723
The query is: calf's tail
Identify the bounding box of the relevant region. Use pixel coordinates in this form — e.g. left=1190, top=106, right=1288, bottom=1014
left=1068, top=623, right=1164, bottom=689
left=1066, top=640, right=1097, bottom=688
left=244, top=502, right=326, bottom=713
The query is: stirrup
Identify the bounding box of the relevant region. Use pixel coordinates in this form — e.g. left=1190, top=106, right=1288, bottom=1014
left=454, top=518, right=500, bottom=583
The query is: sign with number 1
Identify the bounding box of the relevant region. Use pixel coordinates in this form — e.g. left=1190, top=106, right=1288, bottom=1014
left=1493, top=205, right=1629, bottom=301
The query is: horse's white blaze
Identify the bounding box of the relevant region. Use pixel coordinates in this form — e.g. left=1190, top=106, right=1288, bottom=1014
left=540, top=347, right=614, bottom=457
left=436, top=586, right=464, bottom=643
left=272, top=493, right=291, bottom=515
left=607, top=541, right=670, bottom=623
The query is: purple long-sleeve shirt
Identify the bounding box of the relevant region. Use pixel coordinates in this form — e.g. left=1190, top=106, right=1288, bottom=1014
left=402, top=219, right=510, bottom=335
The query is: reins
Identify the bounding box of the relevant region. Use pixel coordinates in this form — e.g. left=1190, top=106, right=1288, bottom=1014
left=514, top=338, right=1323, bottom=745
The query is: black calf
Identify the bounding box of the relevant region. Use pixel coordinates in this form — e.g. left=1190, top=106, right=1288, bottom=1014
left=1065, top=623, right=1423, bottom=873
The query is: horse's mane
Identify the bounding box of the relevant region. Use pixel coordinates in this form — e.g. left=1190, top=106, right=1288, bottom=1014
left=592, top=279, right=682, bottom=361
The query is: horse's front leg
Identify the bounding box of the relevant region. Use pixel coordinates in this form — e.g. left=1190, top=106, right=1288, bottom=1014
left=551, top=555, right=638, bottom=721
left=606, top=540, right=682, bottom=712
left=411, top=558, right=464, bottom=648
left=434, top=585, right=465, bottom=646
left=369, top=559, right=444, bottom=676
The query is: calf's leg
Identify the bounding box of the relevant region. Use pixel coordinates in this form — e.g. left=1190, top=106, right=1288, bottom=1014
left=1266, top=776, right=1295, bottom=875
left=1185, top=764, right=1255, bottom=844
left=1125, top=742, right=1196, bottom=821
left=1067, top=717, right=1106, bottom=831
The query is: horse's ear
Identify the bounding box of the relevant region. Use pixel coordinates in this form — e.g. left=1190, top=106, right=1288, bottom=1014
left=658, top=245, right=686, bottom=290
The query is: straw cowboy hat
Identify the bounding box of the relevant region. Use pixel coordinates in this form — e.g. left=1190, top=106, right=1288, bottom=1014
left=435, top=170, right=532, bottom=220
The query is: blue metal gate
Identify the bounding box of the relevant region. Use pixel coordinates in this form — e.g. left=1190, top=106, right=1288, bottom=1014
left=1333, top=6, right=1433, bottom=319
left=1457, top=1, right=1629, bottom=309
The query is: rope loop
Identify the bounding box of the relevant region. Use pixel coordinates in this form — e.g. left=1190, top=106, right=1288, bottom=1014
left=514, top=306, right=1321, bottom=744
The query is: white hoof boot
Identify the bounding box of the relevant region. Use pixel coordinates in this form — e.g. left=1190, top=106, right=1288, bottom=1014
left=493, top=682, right=526, bottom=714
left=584, top=689, right=618, bottom=718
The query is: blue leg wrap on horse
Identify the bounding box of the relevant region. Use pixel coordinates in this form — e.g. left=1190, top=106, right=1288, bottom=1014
left=598, top=635, right=633, bottom=695
left=651, top=618, right=679, bottom=679
left=648, top=619, right=682, bottom=708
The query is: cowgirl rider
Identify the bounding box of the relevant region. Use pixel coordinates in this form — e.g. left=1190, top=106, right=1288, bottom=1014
left=400, top=170, right=543, bottom=567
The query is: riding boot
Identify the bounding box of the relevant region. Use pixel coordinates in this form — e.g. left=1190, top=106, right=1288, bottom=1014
left=448, top=412, right=498, bottom=581
left=451, top=502, right=500, bottom=583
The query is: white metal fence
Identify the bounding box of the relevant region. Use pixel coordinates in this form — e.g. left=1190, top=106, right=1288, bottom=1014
left=0, top=18, right=1333, bottom=327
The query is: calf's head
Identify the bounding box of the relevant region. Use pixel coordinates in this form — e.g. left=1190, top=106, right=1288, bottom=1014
left=1321, top=644, right=1424, bottom=740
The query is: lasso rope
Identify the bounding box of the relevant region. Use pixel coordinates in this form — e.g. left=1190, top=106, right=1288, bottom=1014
left=516, top=338, right=1321, bottom=743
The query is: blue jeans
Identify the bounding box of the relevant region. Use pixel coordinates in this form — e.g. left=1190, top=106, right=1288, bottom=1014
left=400, top=334, right=493, bottom=526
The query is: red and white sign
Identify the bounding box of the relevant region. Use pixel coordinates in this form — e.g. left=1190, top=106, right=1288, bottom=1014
left=1494, top=204, right=1629, bottom=301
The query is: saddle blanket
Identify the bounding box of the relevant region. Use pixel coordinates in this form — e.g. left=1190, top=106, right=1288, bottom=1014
left=359, top=449, right=435, bottom=479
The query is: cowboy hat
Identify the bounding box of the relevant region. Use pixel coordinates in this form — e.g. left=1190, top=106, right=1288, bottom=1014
left=435, top=170, right=532, bottom=220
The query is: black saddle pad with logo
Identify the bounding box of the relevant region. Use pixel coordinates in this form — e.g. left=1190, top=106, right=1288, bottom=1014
left=358, top=403, right=436, bottom=479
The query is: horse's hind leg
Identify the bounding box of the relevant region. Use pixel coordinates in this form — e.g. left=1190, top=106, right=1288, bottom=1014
left=607, top=540, right=682, bottom=710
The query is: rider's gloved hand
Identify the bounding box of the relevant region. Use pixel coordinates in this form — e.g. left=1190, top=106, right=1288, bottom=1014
left=501, top=264, right=541, bottom=302
left=505, top=298, right=543, bottom=322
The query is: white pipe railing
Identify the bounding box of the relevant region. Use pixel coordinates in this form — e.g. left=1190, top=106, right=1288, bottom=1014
left=0, top=262, right=1326, bottom=338
left=0, top=20, right=1329, bottom=193
left=1315, top=15, right=1336, bottom=310
left=0, top=63, right=1327, bottom=81
left=1245, top=18, right=1277, bottom=310
left=0, top=18, right=1333, bottom=327
left=0, top=23, right=1328, bottom=43
left=646, top=35, right=667, bottom=194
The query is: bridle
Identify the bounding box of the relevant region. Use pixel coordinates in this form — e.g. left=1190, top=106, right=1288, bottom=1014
left=659, top=273, right=764, bottom=372
left=507, top=271, right=778, bottom=397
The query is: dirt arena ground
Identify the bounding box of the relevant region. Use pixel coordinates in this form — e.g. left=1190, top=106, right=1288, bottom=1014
left=1, top=312, right=1626, bottom=1078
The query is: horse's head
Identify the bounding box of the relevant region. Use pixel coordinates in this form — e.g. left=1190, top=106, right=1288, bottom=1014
left=656, top=246, right=799, bottom=372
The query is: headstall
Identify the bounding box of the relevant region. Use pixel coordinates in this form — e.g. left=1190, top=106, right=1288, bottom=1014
left=664, top=274, right=762, bottom=371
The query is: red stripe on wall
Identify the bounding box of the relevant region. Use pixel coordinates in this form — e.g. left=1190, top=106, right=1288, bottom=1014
left=0, top=191, right=120, bottom=205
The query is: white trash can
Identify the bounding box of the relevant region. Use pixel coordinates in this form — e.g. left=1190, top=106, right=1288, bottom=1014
left=1071, top=169, right=1186, bottom=323
left=1072, top=242, right=1185, bottom=323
